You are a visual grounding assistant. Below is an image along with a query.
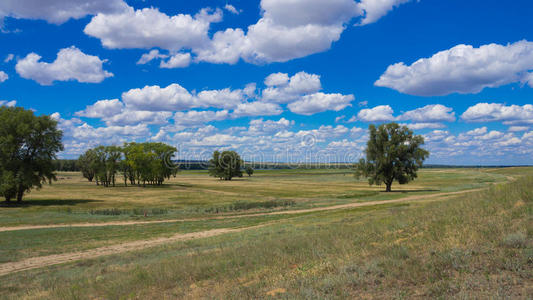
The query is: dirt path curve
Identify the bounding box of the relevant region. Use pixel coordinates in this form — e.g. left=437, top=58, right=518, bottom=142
left=0, top=187, right=491, bottom=277
left=0, top=188, right=486, bottom=233
left=0, top=225, right=267, bottom=277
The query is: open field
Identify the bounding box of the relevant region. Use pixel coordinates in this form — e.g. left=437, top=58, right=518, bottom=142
left=0, top=168, right=531, bottom=299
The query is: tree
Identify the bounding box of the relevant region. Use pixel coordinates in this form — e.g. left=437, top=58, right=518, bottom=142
left=0, top=107, right=63, bottom=202
left=78, top=149, right=97, bottom=182
left=245, top=166, right=254, bottom=177
left=208, top=151, right=243, bottom=180
left=354, top=123, right=429, bottom=192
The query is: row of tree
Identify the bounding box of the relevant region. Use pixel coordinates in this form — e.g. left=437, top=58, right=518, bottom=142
left=78, top=143, right=178, bottom=187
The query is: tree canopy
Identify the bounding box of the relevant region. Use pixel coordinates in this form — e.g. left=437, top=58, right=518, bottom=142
left=208, top=151, right=243, bottom=180
left=245, top=166, right=254, bottom=177
left=78, top=142, right=178, bottom=187
left=355, top=123, right=429, bottom=192
left=0, top=107, right=63, bottom=202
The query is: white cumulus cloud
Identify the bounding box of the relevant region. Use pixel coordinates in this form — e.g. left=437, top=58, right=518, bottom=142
left=84, top=6, right=219, bottom=50
left=398, top=104, right=456, bottom=122
left=287, top=92, right=354, bottom=115
left=232, top=102, right=283, bottom=117
left=15, top=46, right=113, bottom=85
left=357, top=105, right=395, bottom=122
left=262, top=71, right=322, bottom=103
left=461, top=103, right=533, bottom=125
left=376, top=40, right=533, bottom=96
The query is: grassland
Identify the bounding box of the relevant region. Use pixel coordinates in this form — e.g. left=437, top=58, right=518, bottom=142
left=0, top=167, right=531, bottom=299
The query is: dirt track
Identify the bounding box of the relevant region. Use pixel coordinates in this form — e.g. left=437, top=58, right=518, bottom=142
left=0, top=226, right=266, bottom=277
left=0, top=188, right=484, bottom=233
left=0, top=187, right=487, bottom=276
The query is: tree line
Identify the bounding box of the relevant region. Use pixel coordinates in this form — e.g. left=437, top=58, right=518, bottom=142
left=78, top=143, right=178, bottom=187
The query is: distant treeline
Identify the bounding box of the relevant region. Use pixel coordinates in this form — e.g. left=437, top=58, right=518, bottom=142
left=53, top=160, right=527, bottom=172
left=53, top=159, right=80, bottom=171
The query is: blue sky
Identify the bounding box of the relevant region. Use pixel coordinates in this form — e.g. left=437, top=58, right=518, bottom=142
left=1, top=0, right=532, bottom=165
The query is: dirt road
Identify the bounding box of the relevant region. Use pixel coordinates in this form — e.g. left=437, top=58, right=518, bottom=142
left=0, top=188, right=484, bottom=233
left=0, top=187, right=488, bottom=276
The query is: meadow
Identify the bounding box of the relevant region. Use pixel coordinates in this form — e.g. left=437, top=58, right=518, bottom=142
left=0, top=167, right=531, bottom=299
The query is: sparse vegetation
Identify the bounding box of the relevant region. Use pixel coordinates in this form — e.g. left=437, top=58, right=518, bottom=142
left=0, top=167, right=530, bottom=299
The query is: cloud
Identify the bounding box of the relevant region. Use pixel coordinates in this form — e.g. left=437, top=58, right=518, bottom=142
left=104, top=110, right=172, bottom=126
left=15, top=46, right=113, bottom=85
left=76, top=99, right=123, bottom=118
left=75, top=98, right=172, bottom=125
left=262, top=71, right=322, bottom=103
left=232, top=102, right=283, bottom=117
left=196, top=88, right=244, bottom=109
left=0, top=100, right=16, bottom=107
left=224, top=4, right=240, bottom=15
left=121, top=83, right=195, bottom=111
left=205, top=0, right=411, bottom=64
left=398, top=104, right=456, bottom=122
left=356, top=0, right=412, bottom=25
left=72, top=123, right=150, bottom=140
left=401, top=123, right=446, bottom=130
left=264, top=72, right=290, bottom=86
left=287, top=92, right=354, bottom=115
left=508, top=126, right=529, bottom=132
left=0, top=0, right=127, bottom=24
left=194, top=28, right=249, bottom=64
left=0, top=70, right=7, bottom=83
left=242, top=17, right=345, bottom=64
left=121, top=83, right=246, bottom=112
left=375, top=40, right=533, bottom=96
left=248, top=118, right=294, bottom=135
left=84, top=6, right=219, bottom=50
left=296, top=125, right=349, bottom=142
left=357, top=105, right=395, bottom=122
left=159, top=53, right=192, bottom=68
left=4, top=54, right=13, bottom=63
left=84, top=0, right=410, bottom=67
left=461, top=103, right=533, bottom=125
left=136, top=49, right=168, bottom=65
left=174, top=110, right=229, bottom=126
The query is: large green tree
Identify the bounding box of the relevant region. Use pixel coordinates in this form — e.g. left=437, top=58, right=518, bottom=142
left=0, top=107, right=63, bottom=202
left=355, top=123, right=429, bottom=192
left=208, top=151, right=243, bottom=180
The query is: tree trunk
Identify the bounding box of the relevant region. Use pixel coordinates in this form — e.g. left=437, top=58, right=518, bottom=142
left=16, top=187, right=24, bottom=202
left=385, top=182, right=392, bottom=192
